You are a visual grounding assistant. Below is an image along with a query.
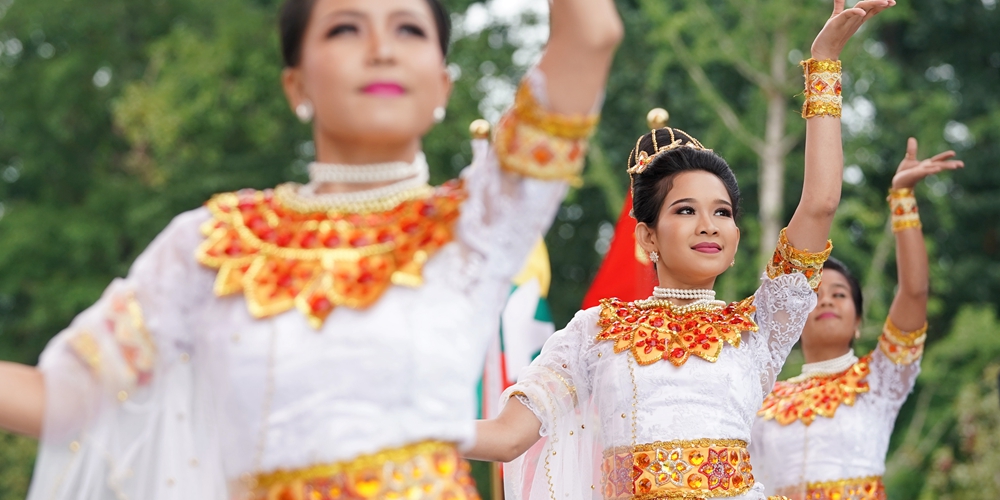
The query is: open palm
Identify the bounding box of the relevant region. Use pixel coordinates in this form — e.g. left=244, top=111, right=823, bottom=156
left=892, top=137, right=965, bottom=189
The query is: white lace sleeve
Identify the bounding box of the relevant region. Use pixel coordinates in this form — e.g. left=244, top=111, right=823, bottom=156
left=500, top=308, right=598, bottom=437
left=867, top=318, right=924, bottom=413
left=750, top=272, right=818, bottom=394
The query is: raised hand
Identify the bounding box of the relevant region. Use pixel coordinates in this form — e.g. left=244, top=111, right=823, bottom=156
left=811, top=0, right=895, bottom=60
left=892, top=137, right=965, bottom=189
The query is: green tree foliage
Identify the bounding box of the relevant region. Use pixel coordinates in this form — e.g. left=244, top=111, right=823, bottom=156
left=1, top=0, right=998, bottom=498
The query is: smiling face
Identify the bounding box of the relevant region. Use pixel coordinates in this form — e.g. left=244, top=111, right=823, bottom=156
left=801, top=269, right=860, bottom=353
left=636, top=170, right=740, bottom=288
left=281, top=0, right=451, bottom=150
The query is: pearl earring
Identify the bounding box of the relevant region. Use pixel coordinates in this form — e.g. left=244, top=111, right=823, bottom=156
left=433, top=106, right=446, bottom=123
left=854, top=329, right=861, bottom=340
left=730, top=259, right=735, bottom=268
left=295, top=100, right=314, bottom=123
left=649, top=251, right=660, bottom=263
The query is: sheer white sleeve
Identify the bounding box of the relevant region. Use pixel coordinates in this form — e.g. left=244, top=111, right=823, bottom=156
left=28, top=209, right=227, bottom=500
left=867, top=318, right=925, bottom=415
left=501, top=308, right=602, bottom=500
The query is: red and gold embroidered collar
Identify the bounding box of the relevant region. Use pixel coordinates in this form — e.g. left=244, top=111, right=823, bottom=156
left=757, top=356, right=871, bottom=426
left=195, top=181, right=466, bottom=328
left=596, top=297, right=758, bottom=367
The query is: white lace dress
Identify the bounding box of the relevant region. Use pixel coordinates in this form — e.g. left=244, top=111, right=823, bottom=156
left=749, top=325, right=924, bottom=498
left=27, top=69, right=597, bottom=500
left=501, top=230, right=831, bottom=500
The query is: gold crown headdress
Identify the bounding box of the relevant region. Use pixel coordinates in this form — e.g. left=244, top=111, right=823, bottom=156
left=627, top=108, right=711, bottom=178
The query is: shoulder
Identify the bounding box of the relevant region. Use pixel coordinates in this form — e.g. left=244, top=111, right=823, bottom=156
left=134, top=207, right=212, bottom=270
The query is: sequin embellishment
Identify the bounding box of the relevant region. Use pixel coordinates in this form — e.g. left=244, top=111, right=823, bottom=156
left=758, top=356, right=871, bottom=426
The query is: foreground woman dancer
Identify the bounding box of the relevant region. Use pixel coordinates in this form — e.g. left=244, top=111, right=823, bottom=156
left=751, top=139, right=963, bottom=499
left=465, top=1, right=894, bottom=499
left=0, top=0, right=622, bottom=498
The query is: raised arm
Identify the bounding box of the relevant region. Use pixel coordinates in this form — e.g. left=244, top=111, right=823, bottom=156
left=536, top=0, right=623, bottom=114
left=886, top=138, right=963, bottom=330
left=0, top=362, right=44, bottom=437
left=785, top=0, right=894, bottom=251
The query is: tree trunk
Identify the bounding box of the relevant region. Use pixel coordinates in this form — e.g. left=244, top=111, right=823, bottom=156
left=757, top=31, right=789, bottom=266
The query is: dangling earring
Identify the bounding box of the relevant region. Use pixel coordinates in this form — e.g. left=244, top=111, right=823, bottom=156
left=433, top=106, right=447, bottom=124
left=730, top=259, right=735, bottom=268
left=296, top=100, right=314, bottom=124
left=649, top=251, right=660, bottom=263
left=854, top=328, right=861, bottom=340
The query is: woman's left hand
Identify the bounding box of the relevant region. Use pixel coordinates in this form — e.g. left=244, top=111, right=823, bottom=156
left=892, top=137, right=965, bottom=189
left=811, top=0, right=895, bottom=60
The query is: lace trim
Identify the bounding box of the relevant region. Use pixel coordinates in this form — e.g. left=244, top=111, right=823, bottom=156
left=758, top=356, right=871, bottom=426
left=195, top=183, right=466, bottom=328
left=596, top=297, right=757, bottom=367
left=494, top=76, right=599, bottom=184
left=765, top=228, right=832, bottom=291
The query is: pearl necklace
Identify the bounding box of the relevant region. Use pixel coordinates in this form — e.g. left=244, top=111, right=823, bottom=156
left=278, top=153, right=433, bottom=213
left=792, top=349, right=859, bottom=381
left=307, top=152, right=428, bottom=184
left=653, top=287, right=717, bottom=301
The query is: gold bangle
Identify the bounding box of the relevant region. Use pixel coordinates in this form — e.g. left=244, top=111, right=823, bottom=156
left=887, top=188, right=921, bottom=233
left=801, top=58, right=843, bottom=119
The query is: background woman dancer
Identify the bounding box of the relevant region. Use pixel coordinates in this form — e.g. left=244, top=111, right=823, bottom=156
left=465, top=1, right=893, bottom=498
left=751, top=138, right=963, bottom=499
left=0, top=0, right=622, bottom=498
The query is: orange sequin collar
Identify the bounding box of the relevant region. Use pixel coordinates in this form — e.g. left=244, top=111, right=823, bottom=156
left=596, top=297, right=758, bottom=367
left=195, top=181, right=466, bottom=328
left=758, top=356, right=871, bottom=426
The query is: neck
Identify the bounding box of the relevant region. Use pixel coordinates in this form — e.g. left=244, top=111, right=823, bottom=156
left=802, top=342, right=854, bottom=364
left=310, top=135, right=423, bottom=195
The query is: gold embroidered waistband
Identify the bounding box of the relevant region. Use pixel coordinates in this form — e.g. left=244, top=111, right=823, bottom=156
left=806, top=475, right=884, bottom=500
left=250, top=441, right=480, bottom=500
left=601, top=439, right=754, bottom=499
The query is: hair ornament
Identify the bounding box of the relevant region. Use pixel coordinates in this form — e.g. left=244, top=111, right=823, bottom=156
left=626, top=108, right=712, bottom=178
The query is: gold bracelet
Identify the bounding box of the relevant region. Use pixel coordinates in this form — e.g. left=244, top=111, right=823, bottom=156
left=801, top=59, right=843, bottom=119
left=888, top=187, right=921, bottom=232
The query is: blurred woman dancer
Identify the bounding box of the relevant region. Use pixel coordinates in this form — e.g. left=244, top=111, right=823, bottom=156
left=465, top=1, right=895, bottom=499
left=0, top=0, right=622, bottom=498
left=751, top=139, right=962, bottom=499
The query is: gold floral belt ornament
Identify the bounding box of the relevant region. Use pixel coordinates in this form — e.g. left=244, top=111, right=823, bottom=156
left=775, top=475, right=884, bottom=500
left=249, top=441, right=480, bottom=500
left=601, top=439, right=754, bottom=499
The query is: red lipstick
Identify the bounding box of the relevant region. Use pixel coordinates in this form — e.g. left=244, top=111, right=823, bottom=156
left=692, top=242, right=722, bottom=254
left=362, top=82, right=405, bottom=96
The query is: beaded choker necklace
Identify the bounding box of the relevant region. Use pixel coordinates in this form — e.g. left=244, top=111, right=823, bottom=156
left=278, top=153, right=432, bottom=214
left=789, top=349, right=859, bottom=382
left=307, top=152, right=428, bottom=184
left=645, top=287, right=725, bottom=315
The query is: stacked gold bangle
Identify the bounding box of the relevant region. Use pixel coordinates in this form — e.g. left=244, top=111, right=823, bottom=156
left=801, top=59, right=843, bottom=119
left=888, top=187, right=921, bottom=232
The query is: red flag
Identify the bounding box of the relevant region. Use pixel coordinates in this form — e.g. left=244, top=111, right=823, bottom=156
left=582, top=192, right=658, bottom=308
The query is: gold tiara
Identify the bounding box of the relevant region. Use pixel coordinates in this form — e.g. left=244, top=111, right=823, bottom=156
left=627, top=108, right=711, bottom=177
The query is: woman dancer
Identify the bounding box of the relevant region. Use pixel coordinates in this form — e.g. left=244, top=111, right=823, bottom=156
left=465, top=1, right=894, bottom=498
left=751, top=139, right=963, bottom=499
left=0, top=0, right=622, bottom=498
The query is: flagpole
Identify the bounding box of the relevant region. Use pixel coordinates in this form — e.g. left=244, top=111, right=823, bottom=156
left=490, top=462, right=505, bottom=500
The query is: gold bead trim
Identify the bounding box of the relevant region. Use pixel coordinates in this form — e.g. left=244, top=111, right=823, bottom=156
left=801, top=59, right=843, bottom=119
left=878, top=317, right=926, bottom=365
left=601, top=440, right=754, bottom=499
left=766, top=227, right=833, bottom=291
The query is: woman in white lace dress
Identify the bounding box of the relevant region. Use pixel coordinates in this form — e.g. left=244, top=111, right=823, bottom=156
left=0, top=0, right=622, bottom=498
left=464, top=2, right=894, bottom=499
left=750, top=139, right=963, bottom=499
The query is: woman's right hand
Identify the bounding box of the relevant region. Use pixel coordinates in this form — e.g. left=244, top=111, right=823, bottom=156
left=810, top=0, right=895, bottom=61
left=891, top=137, right=965, bottom=190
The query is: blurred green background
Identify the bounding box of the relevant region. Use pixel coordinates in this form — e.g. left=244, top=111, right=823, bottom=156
left=1, top=0, right=998, bottom=498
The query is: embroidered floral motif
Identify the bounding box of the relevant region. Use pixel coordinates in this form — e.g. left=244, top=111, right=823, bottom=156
left=68, top=291, right=156, bottom=387
left=878, top=317, right=926, bottom=365
left=251, top=441, right=480, bottom=500
left=196, top=183, right=466, bottom=328
left=758, top=356, right=871, bottom=426
left=805, top=475, right=885, bottom=500
left=494, top=77, right=599, bottom=184
left=766, top=227, right=833, bottom=291
left=596, top=297, right=758, bottom=367
left=603, top=439, right=754, bottom=499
